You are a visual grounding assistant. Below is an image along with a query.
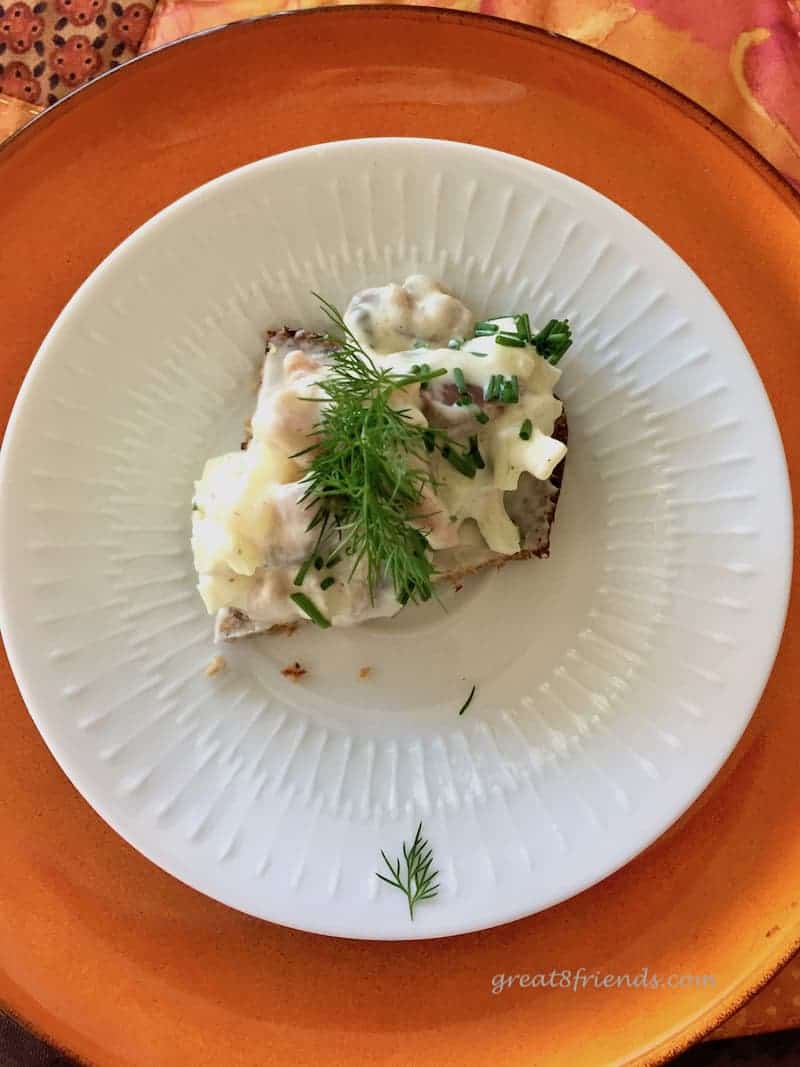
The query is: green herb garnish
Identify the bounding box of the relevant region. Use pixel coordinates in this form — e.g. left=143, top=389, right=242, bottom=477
left=290, top=592, right=331, bottom=628
left=515, top=313, right=531, bottom=343
left=500, top=375, right=519, bottom=404
left=487, top=374, right=519, bottom=404
left=320, top=575, right=335, bottom=591
left=495, top=331, right=525, bottom=348
left=452, top=367, right=473, bottom=406
left=411, top=361, right=432, bottom=388
left=293, top=557, right=313, bottom=587
left=299, top=297, right=474, bottom=607
left=468, top=436, right=485, bottom=470
left=377, top=822, right=440, bottom=920
left=458, top=684, right=476, bottom=715
left=519, top=418, right=533, bottom=441
left=473, top=320, right=499, bottom=334
left=448, top=338, right=463, bottom=350
left=441, top=444, right=476, bottom=479
left=532, top=318, right=572, bottom=363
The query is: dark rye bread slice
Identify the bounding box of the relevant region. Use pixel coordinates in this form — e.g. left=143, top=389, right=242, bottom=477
left=215, top=330, right=568, bottom=640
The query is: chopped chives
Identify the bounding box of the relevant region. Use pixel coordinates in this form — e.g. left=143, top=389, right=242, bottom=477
left=532, top=318, right=573, bottom=363
left=293, top=557, right=313, bottom=587
left=473, top=320, right=499, bottom=334
left=485, top=375, right=501, bottom=402
left=468, top=436, right=486, bottom=470
left=500, top=375, right=519, bottom=404
left=448, top=338, right=463, bottom=350
left=458, top=684, right=476, bottom=716
left=314, top=555, right=324, bottom=570
left=495, top=331, right=525, bottom=348
left=451, top=367, right=472, bottom=406
left=515, top=313, right=531, bottom=343
left=413, top=339, right=430, bottom=349
left=320, top=576, right=335, bottom=591
left=475, top=410, right=490, bottom=424
left=519, top=418, right=533, bottom=441
left=441, top=444, right=476, bottom=479
left=411, top=362, right=432, bottom=389
left=290, top=592, right=331, bottom=628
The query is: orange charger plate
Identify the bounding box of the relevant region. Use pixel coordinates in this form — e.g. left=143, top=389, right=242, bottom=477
left=1, top=10, right=799, bottom=1066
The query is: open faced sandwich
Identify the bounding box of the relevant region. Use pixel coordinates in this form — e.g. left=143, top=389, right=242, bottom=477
left=191, top=276, right=571, bottom=638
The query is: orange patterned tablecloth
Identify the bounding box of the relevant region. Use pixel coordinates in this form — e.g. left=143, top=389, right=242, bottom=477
left=1, top=0, right=800, bottom=1044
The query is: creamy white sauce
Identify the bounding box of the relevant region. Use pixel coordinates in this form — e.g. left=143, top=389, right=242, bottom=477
left=200, top=564, right=402, bottom=627
left=346, top=275, right=474, bottom=355
left=192, top=276, right=567, bottom=631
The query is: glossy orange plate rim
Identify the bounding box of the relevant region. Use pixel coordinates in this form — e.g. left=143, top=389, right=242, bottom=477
left=0, top=9, right=799, bottom=1066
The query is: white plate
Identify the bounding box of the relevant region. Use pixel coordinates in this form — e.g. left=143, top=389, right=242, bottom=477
left=0, top=139, right=791, bottom=939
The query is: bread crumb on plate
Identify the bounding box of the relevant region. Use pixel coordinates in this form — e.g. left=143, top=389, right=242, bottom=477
left=281, top=661, right=307, bottom=681
left=204, top=655, right=226, bottom=677
left=359, top=666, right=372, bottom=680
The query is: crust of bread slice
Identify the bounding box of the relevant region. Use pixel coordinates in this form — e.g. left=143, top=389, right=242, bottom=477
left=215, top=330, right=568, bottom=640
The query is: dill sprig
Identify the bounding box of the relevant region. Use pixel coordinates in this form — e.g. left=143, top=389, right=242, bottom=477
left=377, top=822, right=440, bottom=920
left=297, top=296, right=467, bottom=606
